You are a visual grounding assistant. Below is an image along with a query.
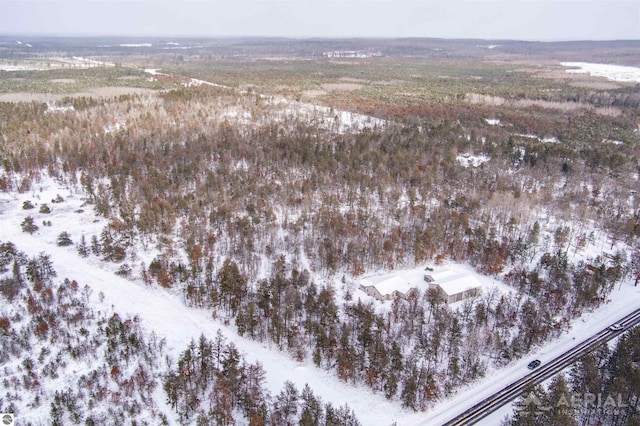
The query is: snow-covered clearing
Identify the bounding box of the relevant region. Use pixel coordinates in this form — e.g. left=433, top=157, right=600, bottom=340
left=119, top=43, right=153, bottom=48
left=514, top=133, right=559, bottom=143
left=265, top=96, right=386, bottom=133
left=44, top=102, right=75, bottom=114
left=457, top=153, right=490, bottom=168
left=561, top=62, right=640, bottom=83
left=602, top=138, right=625, bottom=145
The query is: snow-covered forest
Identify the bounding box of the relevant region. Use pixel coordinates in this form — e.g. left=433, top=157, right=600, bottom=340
left=1, top=37, right=639, bottom=425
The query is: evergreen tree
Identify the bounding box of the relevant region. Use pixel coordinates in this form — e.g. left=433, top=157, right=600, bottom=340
left=77, top=235, right=89, bottom=257
left=545, top=375, right=578, bottom=426
left=401, top=367, right=418, bottom=410
left=57, top=232, right=73, bottom=247
left=21, top=216, right=38, bottom=234
left=218, top=259, right=247, bottom=316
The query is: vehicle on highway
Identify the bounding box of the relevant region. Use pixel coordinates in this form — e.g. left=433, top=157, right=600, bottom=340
left=527, top=359, right=541, bottom=370
left=609, top=323, right=624, bottom=332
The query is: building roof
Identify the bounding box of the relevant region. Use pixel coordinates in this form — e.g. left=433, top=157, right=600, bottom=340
left=360, top=268, right=428, bottom=297
left=429, top=268, right=481, bottom=296
left=359, top=264, right=483, bottom=299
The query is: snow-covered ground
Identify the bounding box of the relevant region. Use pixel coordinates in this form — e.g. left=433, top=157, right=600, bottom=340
left=457, top=153, right=490, bottom=168
left=0, top=56, right=115, bottom=71
left=266, top=96, right=387, bottom=133
left=1, top=174, right=638, bottom=425
left=602, top=138, right=625, bottom=145
left=119, top=43, right=153, bottom=47
left=561, top=62, right=640, bottom=83
left=44, top=102, right=75, bottom=114
left=514, top=133, right=559, bottom=143
left=0, top=56, right=114, bottom=71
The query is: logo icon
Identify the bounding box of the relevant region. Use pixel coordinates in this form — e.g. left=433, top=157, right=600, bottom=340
left=1, top=414, right=14, bottom=426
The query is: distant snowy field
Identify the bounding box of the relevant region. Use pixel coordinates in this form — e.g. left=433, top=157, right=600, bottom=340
left=0, top=56, right=114, bottom=71
left=561, top=62, right=640, bottom=83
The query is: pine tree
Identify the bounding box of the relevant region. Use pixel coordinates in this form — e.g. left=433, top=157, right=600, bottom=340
left=90, top=235, right=101, bottom=255
left=508, top=385, right=550, bottom=426
left=221, top=342, right=242, bottom=401
left=209, top=377, right=235, bottom=426
left=384, top=371, right=398, bottom=399
left=212, top=329, right=227, bottom=370
left=77, top=235, right=89, bottom=257
left=240, top=362, right=268, bottom=421
left=21, top=216, right=38, bottom=234
left=272, top=381, right=299, bottom=425
left=57, top=231, right=73, bottom=247
left=545, top=375, right=578, bottom=426
left=218, top=259, right=247, bottom=316
left=300, top=384, right=322, bottom=426
left=401, top=367, right=418, bottom=410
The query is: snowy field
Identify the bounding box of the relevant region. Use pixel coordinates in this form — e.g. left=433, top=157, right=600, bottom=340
left=0, top=56, right=114, bottom=72
left=561, top=62, right=640, bottom=83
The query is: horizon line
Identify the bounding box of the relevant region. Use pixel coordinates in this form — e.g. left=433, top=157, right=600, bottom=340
left=1, top=33, right=640, bottom=43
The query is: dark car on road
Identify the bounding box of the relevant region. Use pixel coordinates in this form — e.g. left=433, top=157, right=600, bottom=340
left=527, top=359, right=541, bottom=370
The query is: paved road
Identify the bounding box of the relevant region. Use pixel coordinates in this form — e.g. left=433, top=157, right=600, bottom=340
left=443, top=308, right=640, bottom=426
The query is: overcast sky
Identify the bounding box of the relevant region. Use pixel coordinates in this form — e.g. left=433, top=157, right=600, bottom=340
left=1, top=0, right=638, bottom=41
